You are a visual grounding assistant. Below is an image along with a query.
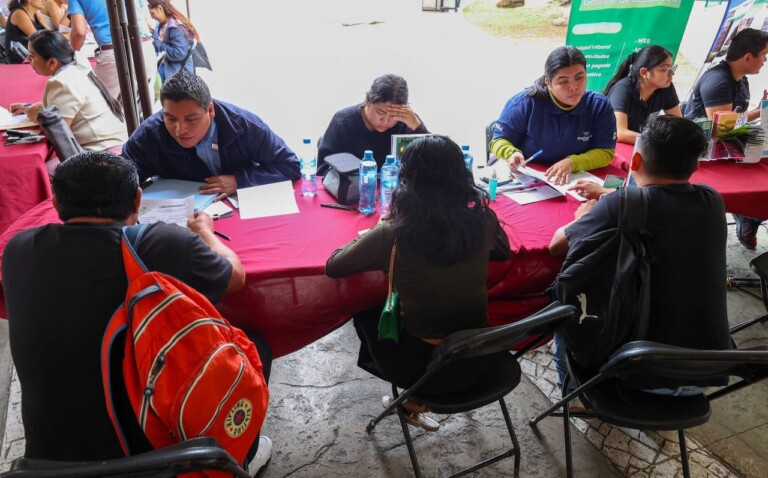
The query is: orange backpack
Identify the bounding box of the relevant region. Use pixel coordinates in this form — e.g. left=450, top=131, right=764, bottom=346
left=101, top=225, right=268, bottom=471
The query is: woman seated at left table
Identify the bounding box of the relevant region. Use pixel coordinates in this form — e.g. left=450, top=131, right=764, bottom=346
left=490, top=46, right=616, bottom=185
left=4, top=0, right=50, bottom=64
left=8, top=30, right=127, bottom=154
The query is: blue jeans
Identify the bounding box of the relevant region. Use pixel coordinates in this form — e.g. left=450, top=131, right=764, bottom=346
left=553, top=332, right=568, bottom=391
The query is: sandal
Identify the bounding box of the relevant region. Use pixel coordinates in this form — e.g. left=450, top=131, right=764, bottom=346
left=382, top=395, right=440, bottom=432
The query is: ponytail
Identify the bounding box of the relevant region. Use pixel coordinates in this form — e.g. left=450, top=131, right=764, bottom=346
left=603, top=51, right=637, bottom=95
left=527, top=76, right=548, bottom=99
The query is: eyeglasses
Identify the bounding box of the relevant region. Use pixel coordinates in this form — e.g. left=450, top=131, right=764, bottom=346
left=656, top=64, right=678, bottom=75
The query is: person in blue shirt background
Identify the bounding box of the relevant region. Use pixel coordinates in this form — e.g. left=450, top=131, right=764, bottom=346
left=490, top=46, right=616, bottom=184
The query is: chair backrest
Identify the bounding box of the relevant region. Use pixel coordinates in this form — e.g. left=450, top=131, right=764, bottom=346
left=600, top=340, right=768, bottom=387
left=485, top=121, right=496, bottom=165
left=1, top=438, right=251, bottom=478
left=427, top=303, right=577, bottom=372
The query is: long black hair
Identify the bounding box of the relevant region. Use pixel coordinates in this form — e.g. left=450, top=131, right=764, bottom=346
left=390, top=135, right=495, bottom=267
left=528, top=46, right=587, bottom=99
left=28, top=30, right=124, bottom=122
left=603, top=45, right=672, bottom=95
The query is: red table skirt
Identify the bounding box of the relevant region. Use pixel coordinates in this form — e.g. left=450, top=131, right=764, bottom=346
left=0, top=169, right=626, bottom=357
left=0, top=64, right=54, bottom=235
left=613, top=142, right=768, bottom=219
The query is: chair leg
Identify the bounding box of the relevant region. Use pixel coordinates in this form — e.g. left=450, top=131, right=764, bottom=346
left=561, top=375, right=574, bottom=478
left=392, top=386, right=423, bottom=478
left=729, top=312, right=768, bottom=334
left=678, top=430, right=690, bottom=478
left=499, top=398, right=521, bottom=477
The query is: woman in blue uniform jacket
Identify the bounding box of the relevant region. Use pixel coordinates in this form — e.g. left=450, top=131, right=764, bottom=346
left=490, top=46, right=616, bottom=185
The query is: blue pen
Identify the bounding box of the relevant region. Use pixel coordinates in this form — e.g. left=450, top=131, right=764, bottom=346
left=519, top=149, right=544, bottom=168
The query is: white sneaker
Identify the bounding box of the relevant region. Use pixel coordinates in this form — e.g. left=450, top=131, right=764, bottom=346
left=246, top=436, right=272, bottom=477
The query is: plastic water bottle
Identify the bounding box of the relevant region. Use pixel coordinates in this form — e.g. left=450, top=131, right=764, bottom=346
left=299, top=138, right=317, bottom=197
left=489, top=169, right=498, bottom=201
left=462, top=144, right=473, bottom=170
left=380, top=155, right=398, bottom=217
left=358, top=150, right=377, bottom=215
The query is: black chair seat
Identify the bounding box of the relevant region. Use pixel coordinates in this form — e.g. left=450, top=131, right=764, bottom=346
left=415, top=352, right=521, bottom=414
left=580, top=380, right=711, bottom=430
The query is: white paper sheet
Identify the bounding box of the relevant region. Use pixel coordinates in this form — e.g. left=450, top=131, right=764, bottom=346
left=237, top=181, right=299, bottom=219
left=516, top=167, right=603, bottom=202
left=203, top=201, right=233, bottom=217
left=504, top=185, right=563, bottom=205
left=138, top=196, right=195, bottom=228
left=0, top=109, right=36, bottom=131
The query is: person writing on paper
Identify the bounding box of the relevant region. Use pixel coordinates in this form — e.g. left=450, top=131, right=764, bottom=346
left=317, top=73, right=429, bottom=172
left=604, top=45, right=682, bottom=144
left=549, top=115, right=730, bottom=392
left=8, top=31, right=126, bottom=153
left=4, top=0, right=50, bottom=64
left=123, top=71, right=300, bottom=200
left=683, top=28, right=768, bottom=250
left=147, top=0, right=197, bottom=82
left=490, top=46, right=616, bottom=185
left=326, top=136, right=510, bottom=432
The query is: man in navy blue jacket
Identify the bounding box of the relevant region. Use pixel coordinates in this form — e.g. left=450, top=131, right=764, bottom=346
left=123, top=71, right=300, bottom=199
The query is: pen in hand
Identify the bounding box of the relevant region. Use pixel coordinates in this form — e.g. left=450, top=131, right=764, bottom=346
left=519, top=150, right=544, bottom=169
left=10, top=103, right=31, bottom=115
left=213, top=230, right=231, bottom=241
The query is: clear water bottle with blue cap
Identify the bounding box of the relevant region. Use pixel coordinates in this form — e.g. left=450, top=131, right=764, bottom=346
left=358, top=150, right=377, bottom=215
left=461, top=144, right=473, bottom=170
left=379, top=154, right=398, bottom=217
left=300, top=138, right=317, bottom=197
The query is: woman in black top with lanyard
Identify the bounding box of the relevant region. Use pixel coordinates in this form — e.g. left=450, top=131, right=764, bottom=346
left=604, top=45, right=682, bottom=144
left=5, top=0, right=48, bottom=64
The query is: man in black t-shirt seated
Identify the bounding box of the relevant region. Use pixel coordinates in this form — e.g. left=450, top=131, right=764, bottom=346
left=549, top=116, right=732, bottom=395
left=684, top=28, right=768, bottom=249
left=1, top=152, right=272, bottom=476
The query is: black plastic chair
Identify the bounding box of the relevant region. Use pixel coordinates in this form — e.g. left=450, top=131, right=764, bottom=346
left=730, top=252, right=768, bottom=334
left=366, top=303, right=577, bottom=478
left=0, top=437, right=251, bottom=478
left=529, top=340, right=768, bottom=478
left=485, top=121, right=497, bottom=166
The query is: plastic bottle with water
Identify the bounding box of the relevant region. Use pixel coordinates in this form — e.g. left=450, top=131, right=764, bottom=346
left=379, top=154, right=398, bottom=217
left=299, top=138, right=317, bottom=197
left=358, top=150, right=377, bottom=215
left=461, top=144, right=473, bottom=170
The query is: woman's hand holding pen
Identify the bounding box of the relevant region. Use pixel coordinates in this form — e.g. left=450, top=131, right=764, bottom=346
left=8, top=103, right=30, bottom=115
left=506, top=151, right=525, bottom=171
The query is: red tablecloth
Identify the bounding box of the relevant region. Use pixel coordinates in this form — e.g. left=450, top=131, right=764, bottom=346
left=613, top=142, right=768, bottom=218
left=0, top=64, right=53, bottom=235
left=0, top=168, right=624, bottom=357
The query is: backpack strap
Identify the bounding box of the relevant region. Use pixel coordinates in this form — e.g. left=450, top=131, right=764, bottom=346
left=121, top=225, right=150, bottom=281
left=618, top=187, right=653, bottom=340
left=101, top=307, right=132, bottom=456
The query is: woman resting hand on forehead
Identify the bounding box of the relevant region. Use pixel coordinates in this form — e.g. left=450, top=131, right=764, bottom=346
left=490, top=46, right=616, bottom=185
left=317, top=73, right=429, bottom=173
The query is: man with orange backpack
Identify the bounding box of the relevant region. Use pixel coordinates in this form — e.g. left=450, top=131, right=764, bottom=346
left=2, top=151, right=272, bottom=476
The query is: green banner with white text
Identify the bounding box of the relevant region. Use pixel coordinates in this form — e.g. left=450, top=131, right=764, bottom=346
left=566, top=0, right=695, bottom=92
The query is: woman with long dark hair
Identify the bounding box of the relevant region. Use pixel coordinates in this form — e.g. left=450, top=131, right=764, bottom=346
left=4, top=0, right=49, bottom=64
left=326, top=136, right=510, bottom=430
left=604, top=45, right=682, bottom=144
left=8, top=30, right=126, bottom=151
left=147, top=0, right=199, bottom=82
left=317, top=73, right=429, bottom=172
left=490, top=46, right=616, bottom=185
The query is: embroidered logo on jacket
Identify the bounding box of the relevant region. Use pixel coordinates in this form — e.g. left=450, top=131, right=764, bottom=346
left=577, top=131, right=592, bottom=142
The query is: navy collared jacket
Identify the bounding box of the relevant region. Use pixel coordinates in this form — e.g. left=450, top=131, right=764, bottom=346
left=123, top=100, right=300, bottom=187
